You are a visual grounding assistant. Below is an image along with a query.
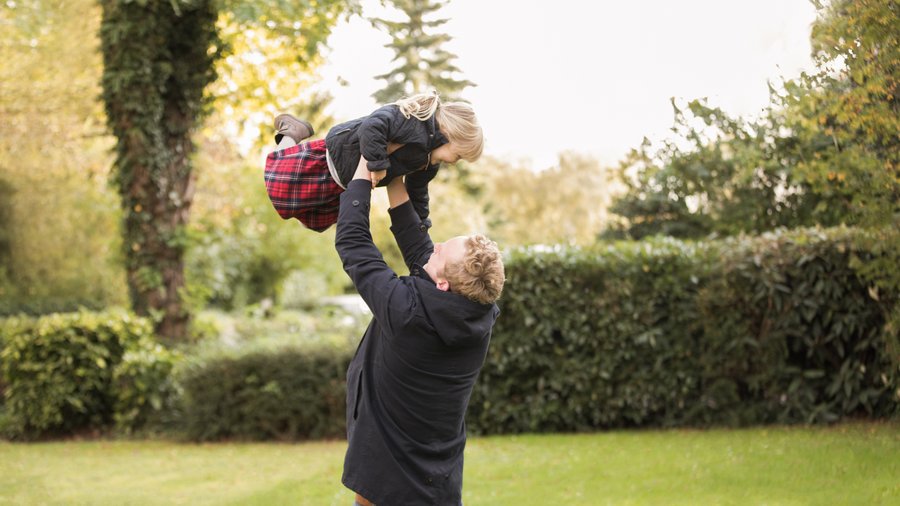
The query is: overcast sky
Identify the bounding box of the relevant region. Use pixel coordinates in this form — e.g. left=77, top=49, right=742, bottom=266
left=317, top=0, right=819, bottom=169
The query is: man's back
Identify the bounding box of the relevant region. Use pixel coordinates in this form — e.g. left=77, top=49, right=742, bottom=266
left=335, top=179, right=500, bottom=505
left=343, top=274, right=497, bottom=505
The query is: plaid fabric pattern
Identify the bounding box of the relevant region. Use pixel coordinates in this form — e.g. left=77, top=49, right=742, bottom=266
left=264, top=139, right=344, bottom=232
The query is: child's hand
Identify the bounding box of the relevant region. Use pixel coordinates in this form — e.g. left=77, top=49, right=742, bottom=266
left=370, top=169, right=387, bottom=188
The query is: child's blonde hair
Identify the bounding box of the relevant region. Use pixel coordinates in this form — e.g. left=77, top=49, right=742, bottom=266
left=394, top=91, right=484, bottom=162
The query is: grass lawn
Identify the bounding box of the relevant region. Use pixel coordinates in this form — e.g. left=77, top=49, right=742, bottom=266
left=1, top=422, right=897, bottom=505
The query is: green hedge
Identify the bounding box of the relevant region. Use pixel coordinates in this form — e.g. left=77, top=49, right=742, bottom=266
left=2, top=227, right=895, bottom=441
left=467, top=227, right=899, bottom=434
left=0, top=327, right=6, bottom=425
left=176, top=342, right=352, bottom=441
left=0, top=310, right=174, bottom=439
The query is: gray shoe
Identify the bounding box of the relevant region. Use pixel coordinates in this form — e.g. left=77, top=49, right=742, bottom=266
left=274, top=114, right=314, bottom=144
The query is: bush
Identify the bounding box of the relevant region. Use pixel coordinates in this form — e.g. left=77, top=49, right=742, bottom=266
left=467, top=227, right=899, bottom=434
left=177, top=340, right=352, bottom=441
left=0, top=310, right=156, bottom=439
left=3, top=228, right=896, bottom=442
left=113, top=340, right=181, bottom=434
left=0, top=324, right=6, bottom=407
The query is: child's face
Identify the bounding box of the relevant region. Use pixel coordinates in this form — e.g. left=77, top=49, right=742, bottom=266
left=431, top=142, right=462, bottom=164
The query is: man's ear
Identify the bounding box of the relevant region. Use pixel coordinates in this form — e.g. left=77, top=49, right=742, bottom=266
left=435, top=279, right=450, bottom=292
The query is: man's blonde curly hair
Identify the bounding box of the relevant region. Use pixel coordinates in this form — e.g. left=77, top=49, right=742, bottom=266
left=444, top=235, right=505, bottom=305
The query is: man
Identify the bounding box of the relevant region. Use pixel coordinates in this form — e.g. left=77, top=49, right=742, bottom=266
left=335, top=157, right=505, bottom=505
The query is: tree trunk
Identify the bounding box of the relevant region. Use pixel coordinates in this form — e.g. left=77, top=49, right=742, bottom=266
left=101, top=0, right=218, bottom=343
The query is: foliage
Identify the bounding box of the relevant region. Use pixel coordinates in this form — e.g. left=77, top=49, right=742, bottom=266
left=802, top=0, right=900, bottom=356
left=0, top=323, right=7, bottom=412
left=99, top=0, right=354, bottom=342
left=207, top=3, right=351, bottom=152
left=0, top=0, right=127, bottom=315
left=176, top=339, right=353, bottom=441
left=467, top=227, right=899, bottom=434
left=804, top=0, right=898, bottom=229
left=192, top=307, right=368, bottom=350
left=99, top=0, right=222, bottom=341
left=609, top=0, right=898, bottom=241
left=608, top=99, right=840, bottom=239
left=172, top=308, right=367, bottom=442
left=112, top=340, right=181, bottom=434
left=477, top=153, right=615, bottom=246
left=371, top=0, right=474, bottom=102
left=186, top=139, right=349, bottom=310
left=0, top=177, right=13, bottom=303
left=0, top=310, right=156, bottom=439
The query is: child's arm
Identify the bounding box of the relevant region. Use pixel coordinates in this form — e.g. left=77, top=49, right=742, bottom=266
left=358, top=107, right=403, bottom=187
left=404, top=164, right=440, bottom=229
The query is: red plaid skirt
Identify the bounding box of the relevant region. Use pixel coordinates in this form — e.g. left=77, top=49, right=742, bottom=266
left=264, top=139, right=344, bottom=232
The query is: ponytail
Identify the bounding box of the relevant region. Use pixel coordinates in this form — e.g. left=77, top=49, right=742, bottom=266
left=394, top=90, right=441, bottom=121
left=395, top=90, right=484, bottom=163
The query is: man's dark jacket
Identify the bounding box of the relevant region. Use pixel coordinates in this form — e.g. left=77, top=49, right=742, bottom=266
left=326, top=104, right=448, bottom=228
left=335, top=180, right=499, bottom=505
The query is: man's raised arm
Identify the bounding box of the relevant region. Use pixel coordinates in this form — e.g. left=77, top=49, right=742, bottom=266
left=335, top=160, right=411, bottom=332
left=386, top=177, right=434, bottom=271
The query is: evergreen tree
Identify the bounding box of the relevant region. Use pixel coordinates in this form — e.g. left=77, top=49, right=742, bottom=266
left=372, top=0, right=474, bottom=102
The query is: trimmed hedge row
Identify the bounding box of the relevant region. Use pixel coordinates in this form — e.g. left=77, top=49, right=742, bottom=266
left=467, top=227, right=899, bottom=433
left=1, top=227, right=896, bottom=441
left=0, top=310, right=176, bottom=439
left=177, top=343, right=352, bottom=441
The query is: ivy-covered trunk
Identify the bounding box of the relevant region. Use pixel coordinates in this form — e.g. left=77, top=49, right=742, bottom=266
left=99, top=0, right=220, bottom=342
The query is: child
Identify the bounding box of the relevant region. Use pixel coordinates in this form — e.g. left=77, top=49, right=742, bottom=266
left=264, top=91, right=483, bottom=232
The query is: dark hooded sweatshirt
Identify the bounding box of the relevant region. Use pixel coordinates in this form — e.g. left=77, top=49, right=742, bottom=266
left=335, top=179, right=499, bottom=505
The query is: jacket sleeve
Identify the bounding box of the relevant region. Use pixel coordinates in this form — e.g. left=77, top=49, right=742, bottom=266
left=358, top=105, right=400, bottom=172
left=335, top=180, right=414, bottom=332
left=404, top=164, right=440, bottom=229
left=389, top=200, right=435, bottom=271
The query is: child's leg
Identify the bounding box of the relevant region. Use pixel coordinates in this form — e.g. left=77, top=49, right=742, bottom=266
left=276, top=136, right=296, bottom=150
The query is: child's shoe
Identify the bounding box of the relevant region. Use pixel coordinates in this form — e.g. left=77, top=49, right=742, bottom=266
left=274, top=114, right=315, bottom=144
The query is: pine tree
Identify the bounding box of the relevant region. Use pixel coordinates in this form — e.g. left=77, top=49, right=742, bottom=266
left=372, top=0, right=474, bottom=103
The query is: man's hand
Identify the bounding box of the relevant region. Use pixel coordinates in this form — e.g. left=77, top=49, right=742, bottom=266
left=387, top=175, right=409, bottom=209
left=353, top=155, right=372, bottom=183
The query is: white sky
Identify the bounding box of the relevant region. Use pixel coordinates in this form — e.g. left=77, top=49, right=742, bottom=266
left=318, top=0, right=818, bottom=169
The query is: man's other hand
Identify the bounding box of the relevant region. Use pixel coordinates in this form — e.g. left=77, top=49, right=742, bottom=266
left=354, top=156, right=372, bottom=183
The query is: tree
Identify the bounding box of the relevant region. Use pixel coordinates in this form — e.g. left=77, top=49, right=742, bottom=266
left=609, top=0, right=897, bottom=241
left=608, top=99, right=839, bottom=240
left=803, top=0, right=900, bottom=359
left=472, top=154, right=614, bottom=247
left=371, top=0, right=474, bottom=102
left=0, top=0, right=127, bottom=315
left=98, top=0, right=353, bottom=342
left=802, top=0, right=898, bottom=229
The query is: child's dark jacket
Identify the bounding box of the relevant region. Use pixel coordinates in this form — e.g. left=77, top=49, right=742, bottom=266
left=326, top=104, right=449, bottom=228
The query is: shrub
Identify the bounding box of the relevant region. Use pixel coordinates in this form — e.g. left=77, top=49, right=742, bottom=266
left=0, top=322, right=6, bottom=432
left=177, top=340, right=352, bottom=441
left=468, top=227, right=899, bottom=434
left=113, top=340, right=181, bottom=434
left=0, top=323, right=6, bottom=407
left=0, top=310, right=155, bottom=438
